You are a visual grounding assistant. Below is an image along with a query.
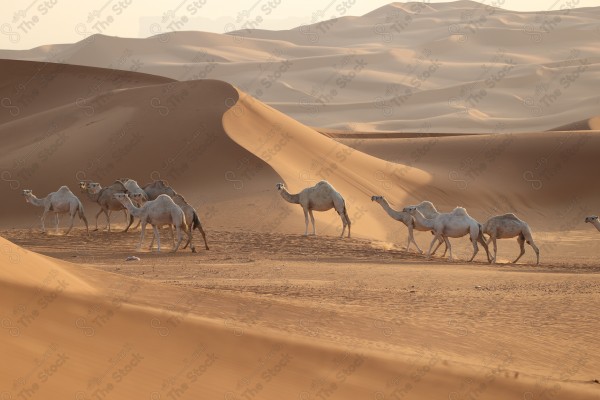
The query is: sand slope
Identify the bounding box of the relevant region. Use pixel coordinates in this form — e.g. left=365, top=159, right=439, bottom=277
left=2, top=231, right=599, bottom=399
left=2, top=2, right=600, bottom=132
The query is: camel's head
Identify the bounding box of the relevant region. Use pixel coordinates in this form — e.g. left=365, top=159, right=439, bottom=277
left=87, top=182, right=102, bottom=194
left=112, top=193, right=129, bottom=203
left=402, top=206, right=417, bottom=214
left=371, top=195, right=384, bottom=202
left=78, top=181, right=88, bottom=192
left=22, top=189, right=33, bottom=202
left=585, top=216, right=598, bottom=223
left=276, top=183, right=285, bottom=191
left=130, top=192, right=147, bottom=206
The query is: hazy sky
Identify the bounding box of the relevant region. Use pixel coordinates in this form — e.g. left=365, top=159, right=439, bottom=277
left=2, top=0, right=599, bottom=50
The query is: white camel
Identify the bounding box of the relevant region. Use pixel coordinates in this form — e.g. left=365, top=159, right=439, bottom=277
left=79, top=181, right=133, bottom=232
left=371, top=196, right=448, bottom=254
left=585, top=216, right=600, bottom=232
left=276, top=181, right=350, bottom=238
left=113, top=193, right=191, bottom=252
left=22, top=186, right=89, bottom=235
left=119, top=178, right=148, bottom=205
left=142, top=180, right=177, bottom=200
left=482, top=213, right=540, bottom=265
left=130, top=192, right=209, bottom=252
left=403, top=206, right=490, bottom=263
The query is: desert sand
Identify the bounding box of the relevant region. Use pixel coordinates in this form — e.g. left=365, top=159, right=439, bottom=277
left=1, top=2, right=600, bottom=399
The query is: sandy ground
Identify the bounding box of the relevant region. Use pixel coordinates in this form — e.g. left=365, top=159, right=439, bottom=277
left=1, top=227, right=600, bottom=399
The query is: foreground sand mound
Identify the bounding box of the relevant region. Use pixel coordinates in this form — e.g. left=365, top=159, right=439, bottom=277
left=3, top=3, right=600, bottom=132
left=2, top=233, right=598, bottom=399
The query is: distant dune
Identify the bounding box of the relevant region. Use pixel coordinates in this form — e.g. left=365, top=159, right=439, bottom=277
left=2, top=1, right=600, bottom=133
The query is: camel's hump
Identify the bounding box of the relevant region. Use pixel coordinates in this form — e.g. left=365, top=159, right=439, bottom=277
left=56, top=185, right=71, bottom=193
left=451, top=207, right=468, bottom=216
left=499, top=213, right=520, bottom=220
left=108, top=181, right=127, bottom=191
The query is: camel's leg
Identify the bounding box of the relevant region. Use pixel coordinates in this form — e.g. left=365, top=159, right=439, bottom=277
left=344, top=209, right=351, bottom=238
left=122, top=212, right=134, bottom=233
left=490, top=236, right=497, bottom=263
left=430, top=237, right=443, bottom=255
left=440, top=237, right=448, bottom=257
left=55, top=213, right=60, bottom=234
left=149, top=229, right=155, bottom=250
left=130, top=218, right=141, bottom=230
left=426, top=235, right=439, bottom=258
left=65, top=212, right=75, bottom=235
left=183, top=225, right=195, bottom=253
left=138, top=222, right=147, bottom=250
left=443, top=236, right=453, bottom=261
left=104, top=209, right=111, bottom=232
left=153, top=225, right=161, bottom=252
left=196, top=224, right=209, bottom=250
left=513, top=233, right=526, bottom=264
left=406, top=225, right=422, bottom=254
left=529, top=240, right=540, bottom=266
left=339, top=209, right=350, bottom=238
left=93, top=208, right=104, bottom=231
left=303, top=208, right=309, bottom=236
left=168, top=225, right=175, bottom=248
left=172, top=225, right=183, bottom=252
left=309, top=209, right=316, bottom=236
left=80, top=212, right=90, bottom=236
left=468, top=237, right=479, bottom=262
left=40, top=209, right=49, bottom=233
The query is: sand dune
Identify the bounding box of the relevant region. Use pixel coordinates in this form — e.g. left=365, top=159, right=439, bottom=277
left=2, top=231, right=599, bottom=399
left=2, top=3, right=600, bottom=132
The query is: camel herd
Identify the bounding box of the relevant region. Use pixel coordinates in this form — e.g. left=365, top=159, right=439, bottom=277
left=22, top=179, right=209, bottom=253
left=276, top=180, right=544, bottom=265
left=22, top=178, right=597, bottom=264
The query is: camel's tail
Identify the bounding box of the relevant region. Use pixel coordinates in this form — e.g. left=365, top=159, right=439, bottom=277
left=343, top=203, right=351, bottom=226
left=192, top=212, right=201, bottom=230
left=77, top=200, right=85, bottom=220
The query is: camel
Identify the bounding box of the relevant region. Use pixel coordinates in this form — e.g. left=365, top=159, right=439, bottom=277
left=585, top=216, right=600, bottom=232
left=371, top=196, right=448, bottom=255
left=482, top=214, right=539, bottom=265
left=276, top=181, right=350, bottom=238
left=130, top=192, right=209, bottom=252
left=79, top=181, right=133, bottom=232
left=403, top=206, right=490, bottom=263
left=113, top=193, right=191, bottom=252
left=142, top=180, right=177, bottom=200
left=118, top=178, right=148, bottom=205
left=22, top=186, right=89, bottom=235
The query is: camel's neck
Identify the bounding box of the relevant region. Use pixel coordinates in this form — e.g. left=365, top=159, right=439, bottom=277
left=412, top=209, right=435, bottom=229
left=120, top=198, right=142, bottom=217
left=377, top=199, right=403, bottom=220
left=85, top=189, right=101, bottom=203
left=26, top=194, right=46, bottom=207
left=593, top=221, right=600, bottom=232
left=279, top=189, right=300, bottom=204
